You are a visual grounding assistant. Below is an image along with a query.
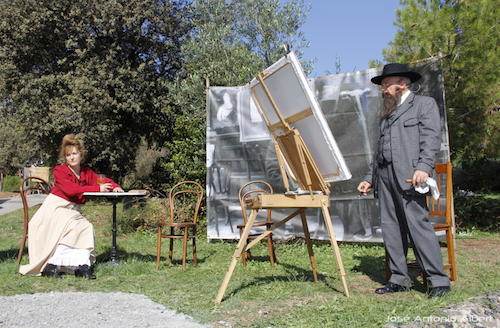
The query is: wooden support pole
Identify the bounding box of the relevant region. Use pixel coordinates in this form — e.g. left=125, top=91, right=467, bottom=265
left=300, top=211, right=318, bottom=282
left=321, top=199, right=349, bottom=298
left=215, top=210, right=258, bottom=304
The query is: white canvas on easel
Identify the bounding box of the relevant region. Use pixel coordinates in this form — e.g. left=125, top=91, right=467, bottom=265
left=249, top=52, right=351, bottom=183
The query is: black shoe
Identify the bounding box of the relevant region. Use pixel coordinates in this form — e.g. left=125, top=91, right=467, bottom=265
left=75, top=265, right=96, bottom=279
left=375, top=282, right=409, bottom=294
left=42, top=264, right=62, bottom=279
left=428, top=286, right=450, bottom=299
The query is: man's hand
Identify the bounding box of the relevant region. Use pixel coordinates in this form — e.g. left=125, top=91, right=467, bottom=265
left=412, top=170, right=429, bottom=186
left=357, top=181, right=372, bottom=196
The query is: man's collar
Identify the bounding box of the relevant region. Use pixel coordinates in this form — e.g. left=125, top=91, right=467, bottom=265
left=399, top=90, right=411, bottom=106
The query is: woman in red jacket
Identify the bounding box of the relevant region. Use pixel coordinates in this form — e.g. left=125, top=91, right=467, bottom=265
left=19, top=134, right=123, bottom=279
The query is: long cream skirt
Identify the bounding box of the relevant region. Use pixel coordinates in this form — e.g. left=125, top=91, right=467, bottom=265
left=19, top=194, right=95, bottom=276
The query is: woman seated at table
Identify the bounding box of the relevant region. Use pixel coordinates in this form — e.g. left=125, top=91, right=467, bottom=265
left=19, top=134, right=123, bottom=279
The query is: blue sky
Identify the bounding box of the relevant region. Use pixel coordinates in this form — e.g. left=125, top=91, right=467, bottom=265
left=297, top=1, right=403, bottom=77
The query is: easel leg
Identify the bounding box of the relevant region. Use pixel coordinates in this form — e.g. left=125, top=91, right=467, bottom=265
left=215, top=209, right=258, bottom=304
left=321, top=201, right=350, bottom=298
left=300, top=210, right=318, bottom=282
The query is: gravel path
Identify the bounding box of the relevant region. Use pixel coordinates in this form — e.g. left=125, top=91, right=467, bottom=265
left=0, top=292, right=211, bottom=328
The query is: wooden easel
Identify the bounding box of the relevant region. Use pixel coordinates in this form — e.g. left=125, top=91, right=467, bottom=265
left=215, top=71, right=349, bottom=303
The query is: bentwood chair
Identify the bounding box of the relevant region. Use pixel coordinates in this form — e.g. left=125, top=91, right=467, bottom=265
left=236, top=180, right=276, bottom=267
left=18, top=176, right=51, bottom=265
left=385, top=162, right=457, bottom=283
left=156, top=181, right=204, bottom=270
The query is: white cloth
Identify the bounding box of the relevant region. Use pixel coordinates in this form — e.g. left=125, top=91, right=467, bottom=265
left=414, top=177, right=440, bottom=200
left=47, top=244, right=91, bottom=268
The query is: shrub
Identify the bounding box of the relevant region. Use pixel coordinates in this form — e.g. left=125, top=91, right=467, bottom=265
left=453, top=159, right=500, bottom=192
left=2, top=175, right=21, bottom=192
left=119, top=196, right=170, bottom=233
left=454, top=192, right=500, bottom=232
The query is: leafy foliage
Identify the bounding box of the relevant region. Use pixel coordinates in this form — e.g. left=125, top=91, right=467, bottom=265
left=453, top=159, right=500, bottom=193
left=1, top=175, right=21, bottom=192
left=0, top=0, right=192, bottom=181
left=0, top=115, right=37, bottom=175
left=382, top=0, right=500, bottom=162
left=454, top=193, right=500, bottom=232
left=157, top=0, right=313, bottom=188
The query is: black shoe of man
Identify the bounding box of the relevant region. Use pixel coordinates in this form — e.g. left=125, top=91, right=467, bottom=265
left=375, top=282, right=409, bottom=294
left=428, top=286, right=450, bottom=299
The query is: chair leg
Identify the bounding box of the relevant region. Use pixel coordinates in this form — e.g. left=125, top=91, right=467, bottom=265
left=384, top=248, right=391, bottom=282
left=421, top=272, right=428, bottom=287
left=169, top=228, right=174, bottom=264
left=182, top=228, right=188, bottom=270
left=17, top=234, right=27, bottom=265
left=192, top=226, right=197, bottom=267
left=266, top=224, right=275, bottom=266
left=239, top=227, right=248, bottom=267
left=156, top=226, right=162, bottom=270
left=446, top=228, right=457, bottom=281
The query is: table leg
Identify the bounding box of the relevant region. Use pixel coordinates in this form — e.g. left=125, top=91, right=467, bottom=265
left=108, top=200, right=119, bottom=264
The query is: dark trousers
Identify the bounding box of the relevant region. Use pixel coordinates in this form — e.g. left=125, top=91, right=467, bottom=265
left=378, top=161, right=450, bottom=288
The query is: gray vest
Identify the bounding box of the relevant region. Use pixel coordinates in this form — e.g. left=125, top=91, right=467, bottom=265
left=378, top=118, right=392, bottom=163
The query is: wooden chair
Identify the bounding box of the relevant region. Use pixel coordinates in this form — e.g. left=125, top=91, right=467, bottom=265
left=156, top=181, right=204, bottom=270
left=18, top=176, right=51, bottom=265
left=385, top=162, right=457, bottom=283
left=236, top=180, right=275, bottom=267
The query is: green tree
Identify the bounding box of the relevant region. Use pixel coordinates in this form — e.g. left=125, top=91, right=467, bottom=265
left=0, top=115, right=36, bottom=174
left=158, top=0, right=313, bottom=187
left=382, top=0, right=500, bottom=162
left=0, top=0, right=192, bottom=181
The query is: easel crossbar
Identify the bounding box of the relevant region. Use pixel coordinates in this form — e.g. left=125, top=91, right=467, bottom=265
left=215, top=195, right=349, bottom=303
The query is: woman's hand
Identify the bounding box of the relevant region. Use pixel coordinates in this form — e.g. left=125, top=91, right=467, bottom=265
left=112, top=187, right=124, bottom=193
left=100, top=183, right=113, bottom=192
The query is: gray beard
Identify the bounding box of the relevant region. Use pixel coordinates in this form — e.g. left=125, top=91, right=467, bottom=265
left=380, top=92, right=402, bottom=120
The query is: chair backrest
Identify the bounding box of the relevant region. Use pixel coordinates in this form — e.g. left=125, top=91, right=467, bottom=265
left=238, top=180, right=273, bottom=225
left=209, top=163, right=231, bottom=196
left=19, top=176, right=51, bottom=235
left=428, top=162, right=453, bottom=225
left=169, top=181, right=204, bottom=224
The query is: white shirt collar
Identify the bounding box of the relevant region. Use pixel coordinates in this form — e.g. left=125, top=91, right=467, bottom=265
left=399, top=90, right=411, bottom=106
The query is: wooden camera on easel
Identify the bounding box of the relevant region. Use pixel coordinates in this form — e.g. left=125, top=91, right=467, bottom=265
left=216, top=51, right=352, bottom=303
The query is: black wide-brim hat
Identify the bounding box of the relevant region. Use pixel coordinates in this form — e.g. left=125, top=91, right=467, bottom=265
left=371, top=63, right=422, bottom=85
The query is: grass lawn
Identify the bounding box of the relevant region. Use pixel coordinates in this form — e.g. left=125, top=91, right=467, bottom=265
left=1, top=200, right=499, bottom=327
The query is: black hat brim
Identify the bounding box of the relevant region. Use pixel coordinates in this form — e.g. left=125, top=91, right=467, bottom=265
left=371, top=71, right=422, bottom=85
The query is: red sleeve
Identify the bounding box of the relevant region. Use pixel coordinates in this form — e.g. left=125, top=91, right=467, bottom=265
left=81, top=167, right=121, bottom=190
left=53, top=165, right=100, bottom=198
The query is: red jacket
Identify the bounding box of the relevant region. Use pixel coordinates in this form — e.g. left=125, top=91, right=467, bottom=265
left=51, top=164, right=121, bottom=204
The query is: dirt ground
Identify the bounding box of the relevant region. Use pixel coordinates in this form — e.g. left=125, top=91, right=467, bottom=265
left=0, top=192, right=19, bottom=198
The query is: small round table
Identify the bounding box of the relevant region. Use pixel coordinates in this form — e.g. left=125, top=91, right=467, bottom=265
left=83, top=191, right=147, bottom=264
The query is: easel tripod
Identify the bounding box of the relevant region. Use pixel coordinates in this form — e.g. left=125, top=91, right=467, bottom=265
left=215, top=69, right=349, bottom=303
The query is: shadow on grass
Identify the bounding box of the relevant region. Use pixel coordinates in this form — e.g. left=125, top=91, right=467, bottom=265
left=95, top=248, right=214, bottom=268
left=0, top=248, right=20, bottom=262
left=215, top=259, right=349, bottom=302
left=352, top=254, right=428, bottom=293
